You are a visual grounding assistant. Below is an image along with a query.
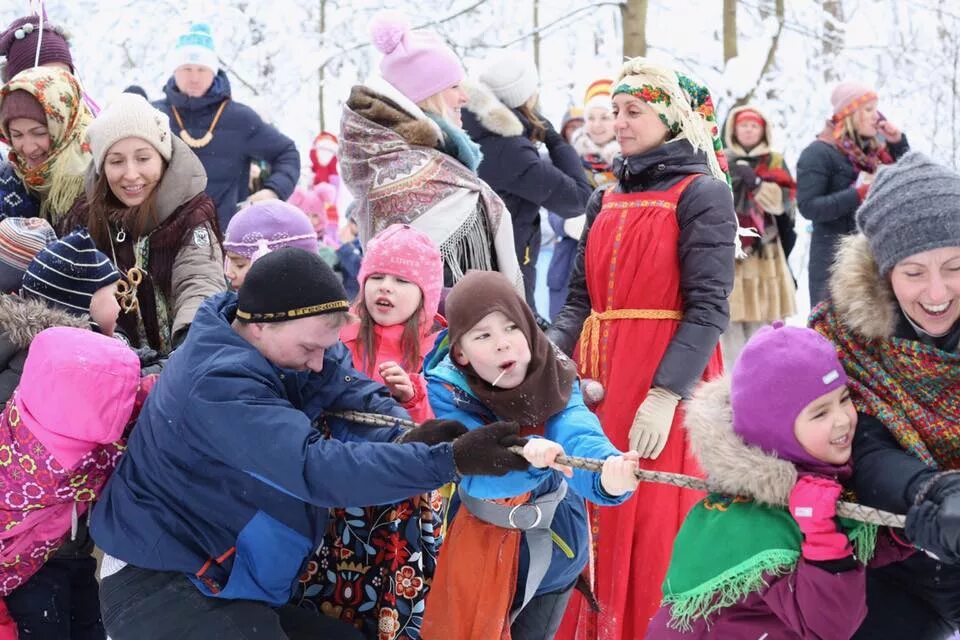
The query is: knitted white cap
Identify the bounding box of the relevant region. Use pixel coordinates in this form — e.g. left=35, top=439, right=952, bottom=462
left=85, top=93, right=173, bottom=172
left=169, top=23, right=219, bottom=74
left=479, top=51, right=539, bottom=109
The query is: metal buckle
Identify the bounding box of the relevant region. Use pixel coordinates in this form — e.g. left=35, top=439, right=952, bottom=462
left=507, top=503, right=543, bottom=529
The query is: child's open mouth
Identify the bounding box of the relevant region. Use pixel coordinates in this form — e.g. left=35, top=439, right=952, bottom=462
left=499, top=361, right=516, bottom=372
left=375, top=297, right=394, bottom=309
left=830, top=432, right=850, bottom=446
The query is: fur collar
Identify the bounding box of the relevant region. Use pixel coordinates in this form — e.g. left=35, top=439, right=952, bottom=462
left=346, top=80, right=441, bottom=149
left=0, top=295, right=89, bottom=349
left=684, top=375, right=797, bottom=505
left=462, top=80, right=524, bottom=138
left=571, top=128, right=619, bottom=165
left=827, top=234, right=900, bottom=339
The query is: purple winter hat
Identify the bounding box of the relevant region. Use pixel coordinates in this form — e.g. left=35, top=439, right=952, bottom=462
left=223, top=201, right=319, bottom=263
left=731, top=322, right=848, bottom=465
left=0, top=16, right=74, bottom=83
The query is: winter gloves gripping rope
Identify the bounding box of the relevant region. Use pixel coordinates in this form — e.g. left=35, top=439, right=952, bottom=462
left=789, top=476, right=853, bottom=562
left=906, top=471, right=960, bottom=563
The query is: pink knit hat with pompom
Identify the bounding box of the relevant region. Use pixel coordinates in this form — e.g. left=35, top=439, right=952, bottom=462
left=357, top=224, right=443, bottom=328
left=370, top=11, right=464, bottom=103
left=830, top=81, right=877, bottom=118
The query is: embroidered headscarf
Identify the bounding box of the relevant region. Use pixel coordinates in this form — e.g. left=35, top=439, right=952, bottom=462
left=612, top=58, right=730, bottom=186
left=0, top=67, right=93, bottom=224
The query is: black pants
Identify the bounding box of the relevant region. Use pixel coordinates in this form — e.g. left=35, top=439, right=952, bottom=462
left=5, top=555, right=104, bottom=640
left=853, top=553, right=960, bottom=639
left=511, top=586, right=574, bottom=640
left=100, top=564, right=364, bottom=640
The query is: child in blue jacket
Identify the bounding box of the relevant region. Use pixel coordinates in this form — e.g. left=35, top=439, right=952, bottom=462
left=421, top=270, right=640, bottom=640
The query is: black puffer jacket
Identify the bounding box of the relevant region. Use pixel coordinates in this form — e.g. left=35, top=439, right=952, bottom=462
left=462, top=81, right=592, bottom=309
left=547, top=141, right=736, bottom=397
left=796, top=135, right=909, bottom=305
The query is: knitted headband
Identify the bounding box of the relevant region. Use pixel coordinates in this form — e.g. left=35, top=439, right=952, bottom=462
left=612, top=59, right=730, bottom=186
left=735, top=109, right=765, bottom=127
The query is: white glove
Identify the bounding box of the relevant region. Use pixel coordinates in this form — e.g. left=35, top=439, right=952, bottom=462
left=628, top=387, right=681, bottom=460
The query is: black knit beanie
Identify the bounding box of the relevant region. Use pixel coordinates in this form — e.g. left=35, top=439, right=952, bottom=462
left=236, top=247, right=348, bottom=322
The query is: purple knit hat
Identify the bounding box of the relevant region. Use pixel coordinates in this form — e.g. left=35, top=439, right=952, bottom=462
left=0, top=16, right=74, bottom=83
left=223, top=201, right=319, bottom=263
left=731, top=322, right=848, bottom=465
left=370, top=12, right=464, bottom=103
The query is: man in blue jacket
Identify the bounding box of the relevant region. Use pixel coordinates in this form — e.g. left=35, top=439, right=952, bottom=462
left=91, top=248, right=528, bottom=640
left=153, top=22, right=301, bottom=230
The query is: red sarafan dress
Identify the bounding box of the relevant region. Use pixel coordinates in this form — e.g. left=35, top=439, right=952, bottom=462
left=557, top=175, right=723, bottom=640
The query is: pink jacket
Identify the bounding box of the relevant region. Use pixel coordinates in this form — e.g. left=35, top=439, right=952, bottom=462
left=0, top=327, right=147, bottom=596
left=340, top=317, right=444, bottom=423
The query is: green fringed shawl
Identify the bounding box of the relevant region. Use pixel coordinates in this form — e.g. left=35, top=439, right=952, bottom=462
left=661, top=494, right=876, bottom=631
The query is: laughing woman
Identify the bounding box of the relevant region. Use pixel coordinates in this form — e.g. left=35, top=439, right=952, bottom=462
left=67, top=93, right=225, bottom=353
left=0, top=67, right=93, bottom=227
left=811, top=153, right=960, bottom=639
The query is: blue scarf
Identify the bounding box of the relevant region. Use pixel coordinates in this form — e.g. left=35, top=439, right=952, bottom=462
left=426, top=112, right=483, bottom=172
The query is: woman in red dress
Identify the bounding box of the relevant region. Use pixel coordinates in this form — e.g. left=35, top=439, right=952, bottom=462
left=548, top=58, right=738, bottom=639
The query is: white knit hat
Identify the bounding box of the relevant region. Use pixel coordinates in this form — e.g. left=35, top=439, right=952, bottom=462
left=479, top=51, right=539, bottom=109
left=85, top=93, right=173, bottom=172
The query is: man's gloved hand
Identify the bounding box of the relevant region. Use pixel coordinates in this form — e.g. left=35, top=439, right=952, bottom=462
left=789, top=475, right=852, bottom=562
left=732, top=162, right=761, bottom=190
left=452, top=420, right=530, bottom=476
left=906, top=472, right=960, bottom=563
left=399, top=419, right=468, bottom=446
left=628, top=387, right=680, bottom=459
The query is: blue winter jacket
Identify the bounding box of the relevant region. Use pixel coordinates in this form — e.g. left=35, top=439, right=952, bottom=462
left=0, top=163, right=40, bottom=219
left=424, top=333, right=629, bottom=597
left=154, top=72, right=301, bottom=229
left=90, top=293, right=459, bottom=606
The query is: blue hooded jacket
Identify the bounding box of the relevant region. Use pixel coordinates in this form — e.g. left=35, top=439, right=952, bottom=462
left=154, top=72, right=301, bottom=229
left=91, top=293, right=459, bottom=606
left=424, top=333, right=629, bottom=597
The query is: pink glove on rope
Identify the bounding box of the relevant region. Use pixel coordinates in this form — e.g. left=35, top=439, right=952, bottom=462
left=788, top=475, right=852, bottom=562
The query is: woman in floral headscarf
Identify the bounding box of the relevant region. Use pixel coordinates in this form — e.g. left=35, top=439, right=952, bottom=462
left=0, top=67, right=93, bottom=230
left=548, top=58, right=737, bottom=640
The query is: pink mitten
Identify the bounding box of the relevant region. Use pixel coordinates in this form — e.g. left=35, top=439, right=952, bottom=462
left=788, top=475, right=852, bottom=562
left=0, top=598, right=17, bottom=639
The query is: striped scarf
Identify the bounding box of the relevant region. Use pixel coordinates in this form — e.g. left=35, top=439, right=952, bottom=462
left=810, top=302, right=960, bottom=469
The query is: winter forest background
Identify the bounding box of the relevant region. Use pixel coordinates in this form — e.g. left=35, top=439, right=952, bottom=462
left=4, top=0, right=960, bottom=315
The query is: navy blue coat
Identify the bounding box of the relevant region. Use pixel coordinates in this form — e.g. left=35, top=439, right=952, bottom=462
left=796, top=135, right=908, bottom=306
left=0, top=163, right=40, bottom=220
left=154, top=73, right=301, bottom=229
left=90, top=293, right=459, bottom=606
left=462, top=104, right=591, bottom=310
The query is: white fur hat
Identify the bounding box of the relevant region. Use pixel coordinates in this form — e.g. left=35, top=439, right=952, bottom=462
left=85, top=93, right=173, bottom=172
left=479, top=50, right=539, bottom=109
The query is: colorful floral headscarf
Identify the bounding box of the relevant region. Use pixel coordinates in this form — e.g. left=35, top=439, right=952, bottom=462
left=0, top=67, right=93, bottom=224
left=612, top=58, right=731, bottom=187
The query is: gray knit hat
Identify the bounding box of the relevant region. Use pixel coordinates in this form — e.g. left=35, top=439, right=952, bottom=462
left=856, top=151, right=960, bottom=274
left=479, top=51, right=539, bottom=109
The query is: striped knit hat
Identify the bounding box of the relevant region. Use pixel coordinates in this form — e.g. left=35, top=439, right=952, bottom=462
left=0, top=217, right=56, bottom=293
left=22, top=227, right=121, bottom=316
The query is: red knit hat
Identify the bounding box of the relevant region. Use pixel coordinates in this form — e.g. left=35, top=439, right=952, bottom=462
left=357, top=224, right=443, bottom=327
left=0, top=89, right=46, bottom=134
left=0, top=16, right=74, bottom=83
left=734, top=109, right=765, bottom=127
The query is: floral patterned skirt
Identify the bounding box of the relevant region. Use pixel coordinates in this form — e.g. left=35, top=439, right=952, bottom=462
left=295, top=491, right=448, bottom=640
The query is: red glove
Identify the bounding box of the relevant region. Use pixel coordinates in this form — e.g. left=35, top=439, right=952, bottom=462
left=0, top=598, right=18, bottom=639
left=788, top=475, right=852, bottom=562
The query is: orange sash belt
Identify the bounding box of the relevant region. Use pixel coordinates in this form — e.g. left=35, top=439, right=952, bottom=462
left=578, top=308, right=683, bottom=380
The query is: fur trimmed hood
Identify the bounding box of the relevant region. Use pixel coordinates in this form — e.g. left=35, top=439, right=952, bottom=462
left=723, top=105, right=773, bottom=158
left=684, top=375, right=796, bottom=505
left=0, top=295, right=89, bottom=350
left=462, top=79, right=524, bottom=138
left=827, top=234, right=900, bottom=340
left=571, top=127, right=619, bottom=166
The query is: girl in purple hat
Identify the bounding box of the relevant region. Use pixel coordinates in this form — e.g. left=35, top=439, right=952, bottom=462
left=647, top=323, right=913, bottom=639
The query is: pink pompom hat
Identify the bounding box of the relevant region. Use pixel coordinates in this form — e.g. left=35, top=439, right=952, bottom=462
left=369, top=11, right=464, bottom=103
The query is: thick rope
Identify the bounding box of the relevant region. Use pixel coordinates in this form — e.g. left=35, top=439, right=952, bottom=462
left=328, top=410, right=906, bottom=528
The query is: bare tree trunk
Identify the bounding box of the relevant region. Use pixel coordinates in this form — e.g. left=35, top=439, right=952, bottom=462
left=822, top=0, right=844, bottom=83
left=533, top=0, right=541, bottom=74
left=723, top=0, right=738, bottom=63
left=318, top=0, right=327, bottom=132
left=621, top=0, right=647, bottom=59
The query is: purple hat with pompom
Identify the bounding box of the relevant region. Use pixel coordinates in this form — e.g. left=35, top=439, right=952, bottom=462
left=223, top=201, right=319, bottom=263
left=731, top=322, right=848, bottom=466
left=370, top=11, right=464, bottom=103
